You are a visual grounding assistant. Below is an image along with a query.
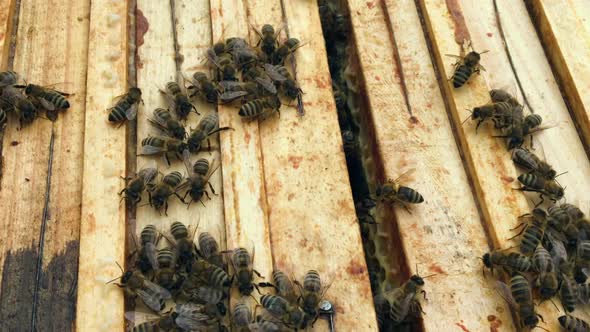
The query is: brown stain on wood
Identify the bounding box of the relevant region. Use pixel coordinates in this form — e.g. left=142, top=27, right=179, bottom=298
left=135, top=9, right=149, bottom=48
left=288, top=156, right=303, bottom=169
left=444, top=0, right=471, bottom=44
left=455, top=322, right=471, bottom=332
left=500, top=175, right=514, bottom=184
left=346, top=259, right=367, bottom=276
left=429, top=263, right=445, bottom=274
left=488, top=314, right=502, bottom=332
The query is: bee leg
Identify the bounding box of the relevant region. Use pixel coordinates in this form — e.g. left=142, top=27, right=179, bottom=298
left=421, top=290, right=428, bottom=301
left=207, top=138, right=212, bottom=155
left=164, top=201, right=169, bottom=216
left=208, top=181, right=218, bottom=195
left=253, top=269, right=264, bottom=278
left=191, top=103, right=200, bottom=115
left=204, top=191, right=212, bottom=200
left=535, top=195, right=545, bottom=207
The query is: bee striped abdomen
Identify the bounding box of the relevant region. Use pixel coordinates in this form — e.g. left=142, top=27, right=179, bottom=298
left=140, top=224, right=158, bottom=244
left=510, top=274, right=532, bottom=304
left=239, top=99, right=265, bottom=117
left=209, top=265, right=230, bottom=288
left=304, top=270, right=322, bottom=292
left=109, top=100, right=132, bottom=122
left=561, top=277, right=577, bottom=312
left=157, top=248, right=175, bottom=268
left=170, top=221, right=189, bottom=239
left=166, top=82, right=182, bottom=94
left=193, top=159, right=210, bottom=176
left=520, top=224, right=544, bottom=254
left=132, top=322, right=156, bottom=332
left=518, top=173, right=543, bottom=188
left=506, top=253, right=532, bottom=272
left=577, top=240, right=590, bottom=261
left=559, top=315, right=590, bottom=332
left=398, top=186, right=424, bottom=204
left=452, top=64, right=473, bottom=88
left=45, top=91, right=70, bottom=109
left=524, top=114, right=542, bottom=130
left=532, top=247, right=553, bottom=272
left=0, top=109, right=7, bottom=128
left=260, top=294, right=288, bottom=316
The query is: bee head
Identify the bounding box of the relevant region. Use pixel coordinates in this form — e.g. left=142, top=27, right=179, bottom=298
left=508, top=137, right=523, bottom=150
left=523, top=314, right=539, bottom=327
left=464, top=51, right=481, bottom=66
left=262, top=24, right=274, bottom=35
left=472, top=107, right=482, bottom=119
left=129, top=87, right=142, bottom=101
left=286, top=38, right=300, bottom=49
left=482, top=253, right=492, bottom=268
left=410, top=274, right=425, bottom=286
left=239, top=283, right=254, bottom=295
left=217, top=302, right=228, bottom=316
left=121, top=270, right=134, bottom=283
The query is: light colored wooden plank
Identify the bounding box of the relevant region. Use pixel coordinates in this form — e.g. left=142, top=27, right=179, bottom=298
left=209, top=0, right=274, bottom=311
left=346, top=0, right=515, bottom=330
left=77, top=0, right=128, bottom=331
left=0, top=0, right=16, bottom=69
left=528, top=0, right=590, bottom=149
left=258, top=0, right=378, bottom=330
left=417, top=0, right=590, bottom=330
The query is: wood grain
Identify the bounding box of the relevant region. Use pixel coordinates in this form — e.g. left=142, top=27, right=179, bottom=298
left=0, top=0, right=17, bottom=69
left=528, top=0, right=590, bottom=151
left=263, top=0, right=378, bottom=330
left=417, top=0, right=590, bottom=330
left=346, top=0, right=515, bottom=330
left=77, top=0, right=128, bottom=331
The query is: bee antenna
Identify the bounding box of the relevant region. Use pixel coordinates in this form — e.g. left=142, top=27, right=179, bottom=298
left=479, top=50, right=490, bottom=55
left=115, top=261, right=124, bottom=273
left=105, top=276, right=121, bottom=285
left=461, top=109, right=473, bottom=125
left=422, top=273, right=437, bottom=279
left=555, top=171, right=568, bottom=179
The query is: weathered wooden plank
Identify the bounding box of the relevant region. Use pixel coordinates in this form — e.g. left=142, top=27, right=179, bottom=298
left=417, top=0, right=590, bottom=330
left=528, top=0, right=590, bottom=150
left=0, top=1, right=88, bottom=331
left=209, top=0, right=274, bottom=311
left=261, top=0, right=378, bottom=330
left=346, top=0, right=515, bottom=330
left=77, top=0, right=128, bottom=331
left=0, top=0, right=17, bottom=69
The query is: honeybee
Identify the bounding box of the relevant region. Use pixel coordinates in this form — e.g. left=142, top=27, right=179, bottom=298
left=263, top=64, right=304, bottom=115
left=228, top=247, right=263, bottom=296
left=532, top=246, right=559, bottom=300
left=375, top=170, right=424, bottom=211
left=497, top=273, right=545, bottom=330
left=482, top=250, right=531, bottom=275
left=464, top=100, right=515, bottom=131
left=107, top=87, right=142, bottom=125
left=148, top=108, right=186, bottom=140
left=198, top=231, right=225, bottom=268
left=148, top=171, right=184, bottom=215
left=252, top=24, right=282, bottom=57
left=17, top=83, right=71, bottom=122
left=260, top=294, right=310, bottom=330
left=558, top=315, right=590, bottom=332
left=119, top=167, right=158, bottom=205
left=267, top=270, right=298, bottom=303
left=108, top=264, right=172, bottom=312
left=294, top=270, right=331, bottom=321
left=189, top=72, right=219, bottom=104
left=229, top=39, right=259, bottom=69
left=190, top=258, right=231, bottom=290
left=192, top=286, right=226, bottom=308
left=160, top=81, right=198, bottom=120
left=218, top=80, right=259, bottom=103
left=133, top=224, right=160, bottom=274
left=140, top=136, right=188, bottom=165
left=512, top=148, right=557, bottom=180
left=523, top=114, right=543, bottom=134
left=232, top=301, right=253, bottom=331
left=272, top=38, right=304, bottom=65
left=489, top=88, right=520, bottom=106
left=373, top=274, right=427, bottom=326
left=517, top=174, right=564, bottom=205
left=181, top=151, right=219, bottom=206
left=238, top=96, right=281, bottom=121
left=125, top=303, right=219, bottom=332
left=207, top=49, right=238, bottom=81
left=1, top=87, right=39, bottom=128
left=186, top=113, right=232, bottom=154
left=154, top=248, right=178, bottom=290
left=446, top=44, right=488, bottom=88
left=561, top=274, right=578, bottom=313
left=511, top=208, right=548, bottom=255
left=0, top=70, right=18, bottom=87
left=168, top=221, right=197, bottom=269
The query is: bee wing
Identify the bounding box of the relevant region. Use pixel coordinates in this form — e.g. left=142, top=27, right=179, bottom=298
left=139, top=167, right=159, bottom=183
left=255, top=76, right=277, bottom=95
left=0, top=75, right=16, bottom=87
left=141, top=144, right=168, bottom=155
left=390, top=168, right=417, bottom=185
left=218, top=80, right=242, bottom=91
left=206, top=49, right=221, bottom=67
left=182, top=149, right=197, bottom=180
left=547, top=232, right=569, bottom=269
left=37, top=97, right=56, bottom=111
left=219, top=90, right=249, bottom=103
left=495, top=280, right=518, bottom=311
left=263, top=64, right=287, bottom=82
left=144, top=242, right=159, bottom=271
left=125, top=103, right=138, bottom=120
left=175, top=303, right=211, bottom=330
left=137, top=280, right=172, bottom=311
left=124, top=311, right=161, bottom=324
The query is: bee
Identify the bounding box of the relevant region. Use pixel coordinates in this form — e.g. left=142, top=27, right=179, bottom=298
left=271, top=270, right=298, bottom=303
left=294, top=270, right=331, bottom=320
left=517, top=173, right=564, bottom=205
left=446, top=44, right=488, bottom=88
left=489, top=88, right=520, bottom=106
left=140, top=136, right=188, bottom=165
left=180, top=151, right=219, bottom=206
left=272, top=38, right=304, bottom=65
left=375, top=170, right=424, bottom=211
left=238, top=96, right=281, bottom=121
left=218, top=80, right=259, bottom=103
left=190, top=258, right=231, bottom=289
left=482, top=250, right=531, bottom=275
left=464, top=100, right=515, bottom=131
left=154, top=248, right=177, bottom=290
left=523, top=114, right=543, bottom=134
left=189, top=72, right=219, bottom=104
left=511, top=208, right=548, bottom=255
left=561, top=274, right=577, bottom=313
left=107, top=87, right=142, bottom=125
left=252, top=24, right=281, bottom=57
left=558, top=315, right=590, bottom=332
left=192, top=286, right=226, bottom=307
left=512, top=148, right=557, bottom=180
left=232, top=301, right=253, bottom=330
left=160, top=81, right=198, bottom=120
left=148, top=108, right=186, bottom=140
left=186, top=112, right=232, bottom=154
left=18, top=83, right=71, bottom=121
left=497, top=273, right=545, bottom=330
left=228, top=247, right=263, bottom=296
left=373, top=275, right=427, bottom=326
left=0, top=70, right=18, bottom=87
left=532, top=246, right=559, bottom=300
left=148, top=171, right=184, bottom=215
left=125, top=303, right=219, bottom=332
left=198, top=231, right=224, bottom=268
left=119, top=167, right=158, bottom=205
left=108, top=264, right=172, bottom=312
left=263, top=64, right=304, bottom=114
left=169, top=221, right=197, bottom=268
left=132, top=224, right=160, bottom=274
left=229, top=39, right=259, bottom=69
left=260, top=294, right=310, bottom=330
left=1, top=87, right=40, bottom=128
left=207, top=49, right=238, bottom=82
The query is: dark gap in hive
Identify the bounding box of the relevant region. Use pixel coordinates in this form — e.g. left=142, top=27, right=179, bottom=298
left=317, top=1, right=413, bottom=331
left=125, top=0, right=139, bottom=316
